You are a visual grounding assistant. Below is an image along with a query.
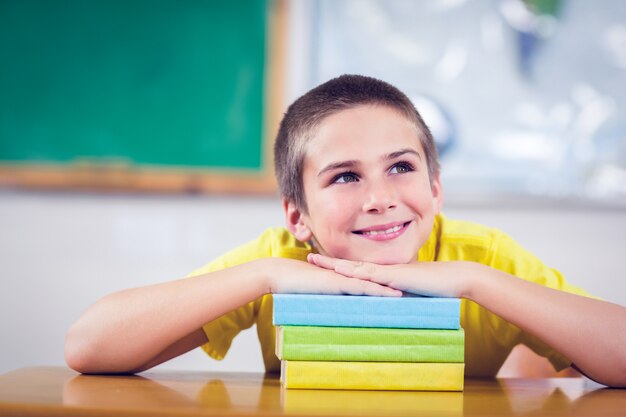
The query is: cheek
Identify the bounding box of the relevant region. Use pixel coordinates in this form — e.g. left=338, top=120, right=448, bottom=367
left=407, top=187, right=437, bottom=213
left=308, top=197, right=357, bottom=256
left=315, top=210, right=349, bottom=241
left=315, top=192, right=355, bottom=226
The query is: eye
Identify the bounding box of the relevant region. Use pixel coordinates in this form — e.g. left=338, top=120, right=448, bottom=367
left=332, top=172, right=359, bottom=184
left=388, top=161, right=415, bottom=175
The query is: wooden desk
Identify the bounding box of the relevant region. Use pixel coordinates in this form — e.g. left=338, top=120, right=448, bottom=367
left=0, top=367, right=623, bottom=416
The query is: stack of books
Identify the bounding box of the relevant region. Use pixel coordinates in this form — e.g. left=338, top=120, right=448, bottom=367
left=273, top=294, right=464, bottom=391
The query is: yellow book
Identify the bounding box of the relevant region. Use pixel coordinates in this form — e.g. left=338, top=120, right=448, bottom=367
left=281, top=361, right=464, bottom=391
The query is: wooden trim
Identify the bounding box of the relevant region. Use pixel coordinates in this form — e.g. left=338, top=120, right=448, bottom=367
left=0, top=0, right=287, bottom=196
left=263, top=0, right=287, bottom=179
left=0, top=163, right=276, bottom=195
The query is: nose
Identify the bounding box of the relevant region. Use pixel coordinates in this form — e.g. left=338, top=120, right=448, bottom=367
left=362, top=181, right=397, bottom=214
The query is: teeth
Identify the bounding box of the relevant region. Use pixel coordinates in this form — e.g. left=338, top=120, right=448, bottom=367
left=363, top=224, right=402, bottom=236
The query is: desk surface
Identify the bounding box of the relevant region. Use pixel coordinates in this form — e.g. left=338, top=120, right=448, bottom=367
left=0, top=367, right=623, bottom=417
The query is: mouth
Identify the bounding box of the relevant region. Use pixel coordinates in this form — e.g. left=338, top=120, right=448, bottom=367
left=352, top=221, right=411, bottom=241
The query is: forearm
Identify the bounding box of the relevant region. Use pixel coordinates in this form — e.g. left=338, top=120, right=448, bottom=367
left=307, top=254, right=626, bottom=386
left=65, top=259, right=270, bottom=374
left=464, top=263, right=626, bottom=387
left=65, top=255, right=400, bottom=374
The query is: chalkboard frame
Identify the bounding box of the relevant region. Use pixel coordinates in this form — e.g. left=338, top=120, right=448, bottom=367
left=0, top=0, right=285, bottom=195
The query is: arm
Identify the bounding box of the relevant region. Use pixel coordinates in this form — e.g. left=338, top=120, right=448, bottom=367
left=308, top=253, right=626, bottom=387
left=64, top=257, right=401, bottom=374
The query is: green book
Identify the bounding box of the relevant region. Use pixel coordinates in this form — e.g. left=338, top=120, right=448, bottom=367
left=276, top=326, right=464, bottom=363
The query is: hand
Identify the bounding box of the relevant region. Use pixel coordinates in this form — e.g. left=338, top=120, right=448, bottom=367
left=264, top=257, right=402, bottom=297
left=307, top=253, right=474, bottom=298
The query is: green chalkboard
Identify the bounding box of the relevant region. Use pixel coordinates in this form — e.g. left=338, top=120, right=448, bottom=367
left=0, top=0, right=268, bottom=172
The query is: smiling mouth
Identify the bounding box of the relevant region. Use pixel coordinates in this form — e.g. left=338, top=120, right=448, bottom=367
left=353, top=221, right=411, bottom=238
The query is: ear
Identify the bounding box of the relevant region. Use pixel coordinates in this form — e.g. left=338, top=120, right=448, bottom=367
left=430, top=175, right=444, bottom=214
left=282, top=198, right=313, bottom=242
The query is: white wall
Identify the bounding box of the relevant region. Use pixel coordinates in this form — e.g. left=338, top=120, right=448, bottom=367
left=1, top=191, right=624, bottom=375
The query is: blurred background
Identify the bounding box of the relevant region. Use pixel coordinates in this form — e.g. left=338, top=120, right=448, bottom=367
left=1, top=0, right=625, bottom=375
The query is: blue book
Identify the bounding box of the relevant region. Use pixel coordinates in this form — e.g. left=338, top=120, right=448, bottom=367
left=272, top=294, right=460, bottom=329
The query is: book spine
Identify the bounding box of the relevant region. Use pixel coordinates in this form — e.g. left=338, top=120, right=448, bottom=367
left=282, top=361, right=465, bottom=391
left=273, top=311, right=459, bottom=329
left=277, top=326, right=464, bottom=362
left=272, top=294, right=460, bottom=329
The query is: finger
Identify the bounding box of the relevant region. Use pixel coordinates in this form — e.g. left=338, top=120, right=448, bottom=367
left=309, top=254, right=374, bottom=279
left=307, top=253, right=337, bottom=270
left=292, top=269, right=400, bottom=297
left=332, top=259, right=382, bottom=282
left=307, top=253, right=320, bottom=266
left=309, top=254, right=394, bottom=289
left=336, top=276, right=402, bottom=297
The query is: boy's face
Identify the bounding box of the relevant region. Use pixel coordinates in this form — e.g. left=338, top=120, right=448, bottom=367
left=285, top=104, right=443, bottom=265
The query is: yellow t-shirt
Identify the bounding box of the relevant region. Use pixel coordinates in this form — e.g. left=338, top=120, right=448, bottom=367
left=187, top=214, right=591, bottom=376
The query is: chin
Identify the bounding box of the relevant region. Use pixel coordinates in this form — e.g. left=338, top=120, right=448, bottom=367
left=362, top=252, right=415, bottom=265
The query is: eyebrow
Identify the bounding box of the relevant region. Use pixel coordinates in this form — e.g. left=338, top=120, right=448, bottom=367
left=317, top=148, right=422, bottom=177
left=386, top=148, right=421, bottom=161
left=317, top=160, right=358, bottom=177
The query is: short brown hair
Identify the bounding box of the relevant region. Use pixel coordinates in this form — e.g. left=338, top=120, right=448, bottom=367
left=274, top=74, right=440, bottom=211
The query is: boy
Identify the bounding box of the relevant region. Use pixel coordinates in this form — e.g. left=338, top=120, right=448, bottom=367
left=65, top=75, right=626, bottom=387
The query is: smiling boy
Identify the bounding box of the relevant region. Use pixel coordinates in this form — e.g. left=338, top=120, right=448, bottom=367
left=283, top=104, right=439, bottom=265
left=65, top=75, right=626, bottom=387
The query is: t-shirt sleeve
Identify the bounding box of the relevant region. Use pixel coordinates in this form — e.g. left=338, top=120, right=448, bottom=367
left=488, top=232, right=595, bottom=371
left=185, top=231, right=274, bottom=361
left=201, top=302, right=256, bottom=361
